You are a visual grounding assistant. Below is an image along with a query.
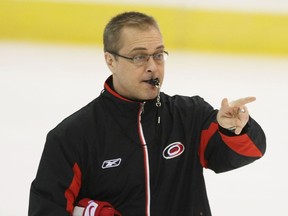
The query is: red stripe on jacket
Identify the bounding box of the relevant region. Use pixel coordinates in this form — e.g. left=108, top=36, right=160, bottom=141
left=219, top=133, right=263, bottom=157
left=65, top=163, right=82, bottom=214
left=199, top=122, right=219, bottom=168
left=199, top=122, right=263, bottom=168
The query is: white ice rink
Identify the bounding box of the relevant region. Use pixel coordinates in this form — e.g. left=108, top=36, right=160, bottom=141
left=1, top=41, right=288, bottom=215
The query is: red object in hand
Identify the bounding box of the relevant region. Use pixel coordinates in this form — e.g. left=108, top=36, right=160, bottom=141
left=78, top=198, right=121, bottom=216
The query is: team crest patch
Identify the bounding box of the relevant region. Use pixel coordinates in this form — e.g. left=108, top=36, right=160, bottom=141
left=102, top=158, right=122, bottom=169
left=163, top=142, right=185, bottom=159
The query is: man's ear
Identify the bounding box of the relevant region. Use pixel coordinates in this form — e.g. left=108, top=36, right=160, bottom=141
left=104, top=52, right=115, bottom=70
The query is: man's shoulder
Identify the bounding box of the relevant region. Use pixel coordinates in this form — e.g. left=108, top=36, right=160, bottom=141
left=161, top=92, right=205, bottom=106
left=50, top=97, right=100, bottom=135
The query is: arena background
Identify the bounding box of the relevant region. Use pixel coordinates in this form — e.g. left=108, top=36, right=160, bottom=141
left=1, top=0, right=288, bottom=215
left=1, top=0, right=288, bottom=55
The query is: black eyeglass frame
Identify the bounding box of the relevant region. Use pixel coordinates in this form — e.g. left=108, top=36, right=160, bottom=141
left=106, top=50, right=169, bottom=64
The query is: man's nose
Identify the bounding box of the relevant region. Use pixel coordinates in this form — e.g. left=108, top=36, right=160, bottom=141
left=146, top=56, right=157, bottom=72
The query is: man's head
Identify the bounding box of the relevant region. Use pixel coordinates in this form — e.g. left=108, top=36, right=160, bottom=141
left=103, top=11, right=160, bottom=53
left=103, top=12, right=167, bottom=101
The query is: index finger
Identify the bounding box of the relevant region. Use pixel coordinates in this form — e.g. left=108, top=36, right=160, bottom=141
left=230, top=96, right=256, bottom=107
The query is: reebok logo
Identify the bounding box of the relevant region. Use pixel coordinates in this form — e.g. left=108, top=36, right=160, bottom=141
left=101, top=158, right=122, bottom=169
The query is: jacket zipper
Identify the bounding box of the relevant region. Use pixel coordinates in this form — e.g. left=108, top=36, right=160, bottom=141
left=138, top=102, right=151, bottom=216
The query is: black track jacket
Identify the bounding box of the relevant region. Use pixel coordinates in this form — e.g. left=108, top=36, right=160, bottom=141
left=29, top=76, right=266, bottom=216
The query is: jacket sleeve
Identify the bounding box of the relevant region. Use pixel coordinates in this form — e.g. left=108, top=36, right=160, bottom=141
left=28, top=128, right=82, bottom=216
left=199, top=109, right=266, bottom=173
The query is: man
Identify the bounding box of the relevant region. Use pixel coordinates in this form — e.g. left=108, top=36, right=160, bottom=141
left=28, top=11, right=266, bottom=216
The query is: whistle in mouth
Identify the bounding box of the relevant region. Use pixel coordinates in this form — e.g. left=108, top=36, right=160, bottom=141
left=148, top=78, right=160, bottom=88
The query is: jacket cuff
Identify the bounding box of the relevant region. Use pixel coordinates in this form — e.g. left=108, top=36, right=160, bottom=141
left=218, top=117, right=251, bottom=136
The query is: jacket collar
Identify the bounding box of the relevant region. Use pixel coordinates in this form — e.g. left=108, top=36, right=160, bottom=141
left=104, top=76, right=134, bottom=103
left=103, top=76, right=159, bottom=110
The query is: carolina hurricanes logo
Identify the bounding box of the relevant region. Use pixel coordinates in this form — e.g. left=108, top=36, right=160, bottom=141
left=163, top=142, right=185, bottom=159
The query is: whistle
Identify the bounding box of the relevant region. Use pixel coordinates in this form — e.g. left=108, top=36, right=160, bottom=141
left=148, top=78, right=160, bottom=88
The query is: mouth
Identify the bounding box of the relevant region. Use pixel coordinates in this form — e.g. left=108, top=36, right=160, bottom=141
left=145, top=78, right=160, bottom=88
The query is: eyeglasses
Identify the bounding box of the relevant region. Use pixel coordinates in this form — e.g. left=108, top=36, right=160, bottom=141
left=107, top=50, right=169, bottom=66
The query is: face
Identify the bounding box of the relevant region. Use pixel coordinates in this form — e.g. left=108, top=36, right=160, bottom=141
left=105, top=26, right=165, bottom=101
